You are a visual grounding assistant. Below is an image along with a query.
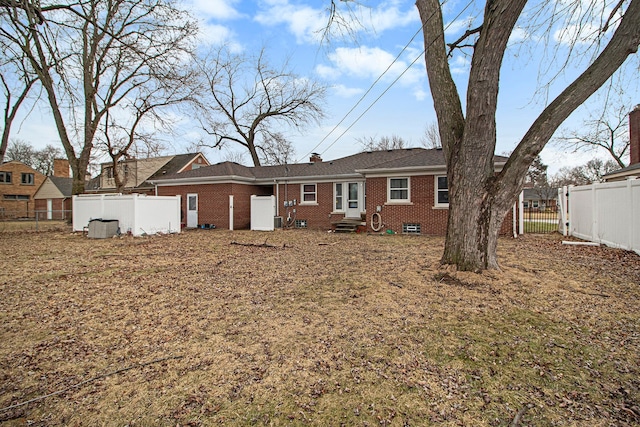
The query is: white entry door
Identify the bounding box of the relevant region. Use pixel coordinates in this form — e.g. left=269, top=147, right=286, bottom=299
left=346, top=182, right=360, bottom=218
left=186, top=193, right=198, bottom=228
left=46, top=199, right=53, bottom=220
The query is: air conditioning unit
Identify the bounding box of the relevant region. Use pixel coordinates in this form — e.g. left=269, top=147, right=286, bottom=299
left=274, top=216, right=283, bottom=228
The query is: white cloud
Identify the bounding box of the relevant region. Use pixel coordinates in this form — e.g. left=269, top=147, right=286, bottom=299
left=449, top=55, right=470, bottom=74
left=188, top=0, right=242, bottom=20
left=255, top=0, right=419, bottom=45
left=197, top=24, right=242, bottom=51
left=323, top=46, right=423, bottom=86
left=553, top=23, right=601, bottom=46
left=315, top=64, right=341, bottom=80
left=255, top=0, right=326, bottom=44
left=332, top=84, right=364, bottom=98
left=413, top=88, right=428, bottom=101
left=508, top=26, right=530, bottom=44
left=361, top=3, right=419, bottom=34
left=182, top=0, right=245, bottom=51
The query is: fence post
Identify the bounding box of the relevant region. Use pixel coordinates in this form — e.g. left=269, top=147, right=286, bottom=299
left=590, top=183, right=598, bottom=243
left=518, top=191, right=524, bottom=235
left=628, top=178, right=635, bottom=251
left=558, top=186, right=566, bottom=236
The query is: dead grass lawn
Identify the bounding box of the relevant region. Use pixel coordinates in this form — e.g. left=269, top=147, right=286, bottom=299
left=0, top=230, right=638, bottom=426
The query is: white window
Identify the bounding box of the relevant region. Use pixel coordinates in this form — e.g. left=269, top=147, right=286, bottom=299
left=334, top=183, right=343, bottom=211
left=388, top=178, right=410, bottom=202
left=436, top=176, right=449, bottom=207
left=301, top=183, right=317, bottom=204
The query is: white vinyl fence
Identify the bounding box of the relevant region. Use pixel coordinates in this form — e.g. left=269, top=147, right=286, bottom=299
left=560, top=179, right=640, bottom=254
left=73, top=193, right=181, bottom=236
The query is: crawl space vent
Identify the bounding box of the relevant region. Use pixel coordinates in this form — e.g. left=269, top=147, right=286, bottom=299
left=402, top=223, right=421, bottom=234
left=295, top=219, right=308, bottom=228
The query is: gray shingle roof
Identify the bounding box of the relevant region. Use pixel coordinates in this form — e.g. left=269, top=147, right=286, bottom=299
left=603, top=162, right=640, bottom=178
left=153, top=148, right=509, bottom=183
left=144, top=153, right=205, bottom=183
left=49, top=176, right=73, bottom=197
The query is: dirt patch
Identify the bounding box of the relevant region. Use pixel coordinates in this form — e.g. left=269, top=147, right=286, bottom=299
left=0, top=230, right=638, bottom=426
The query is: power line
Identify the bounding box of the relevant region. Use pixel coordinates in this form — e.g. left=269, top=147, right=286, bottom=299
left=300, top=0, right=474, bottom=161
left=298, top=24, right=428, bottom=162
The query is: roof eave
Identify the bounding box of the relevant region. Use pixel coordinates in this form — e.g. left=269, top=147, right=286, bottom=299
left=258, top=172, right=363, bottom=183
left=150, top=175, right=256, bottom=186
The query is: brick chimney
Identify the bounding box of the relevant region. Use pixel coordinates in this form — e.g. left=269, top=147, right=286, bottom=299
left=53, top=158, right=70, bottom=178
left=630, top=105, right=640, bottom=166
left=310, top=153, right=322, bottom=163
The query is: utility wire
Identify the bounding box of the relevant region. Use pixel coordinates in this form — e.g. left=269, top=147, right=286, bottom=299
left=301, top=0, right=474, bottom=161
left=298, top=23, right=429, bottom=162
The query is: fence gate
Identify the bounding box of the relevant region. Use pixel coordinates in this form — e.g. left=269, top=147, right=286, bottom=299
left=521, top=191, right=560, bottom=234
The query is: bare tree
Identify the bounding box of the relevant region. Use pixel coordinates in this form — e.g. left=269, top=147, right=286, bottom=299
left=358, top=134, right=408, bottom=151
left=420, top=121, right=442, bottom=149
left=96, top=69, right=199, bottom=193
left=0, top=42, right=38, bottom=164
left=0, top=0, right=198, bottom=194
left=32, top=144, right=62, bottom=175
left=259, top=132, right=296, bottom=166
left=411, top=0, right=640, bottom=270
left=4, top=138, right=33, bottom=164
left=5, top=139, right=62, bottom=175
left=551, top=158, right=619, bottom=186
left=554, top=99, right=632, bottom=168
left=195, top=46, right=327, bottom=167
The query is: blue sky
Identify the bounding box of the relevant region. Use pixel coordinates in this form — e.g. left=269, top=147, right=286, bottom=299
left=10, top=0, right=640, bottom=174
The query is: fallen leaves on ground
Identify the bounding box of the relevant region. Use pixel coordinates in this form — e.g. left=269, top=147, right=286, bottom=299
left=0, top=230, right=638, bottom=426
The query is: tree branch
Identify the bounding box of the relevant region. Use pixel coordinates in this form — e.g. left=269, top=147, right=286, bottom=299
left=447, top=25, right=482, bottom=57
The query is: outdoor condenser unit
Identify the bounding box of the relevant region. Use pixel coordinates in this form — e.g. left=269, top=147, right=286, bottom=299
left=274, top=216, right=283, bottom=228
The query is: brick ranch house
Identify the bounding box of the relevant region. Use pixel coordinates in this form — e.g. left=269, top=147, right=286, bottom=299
left=149, top=148, right=517, bottom=235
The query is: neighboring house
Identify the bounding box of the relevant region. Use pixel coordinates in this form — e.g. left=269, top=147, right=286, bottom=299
left=0, top=160, right=46, bottom=219
left=32, top=159, right=76, bottom=220
left=522, top=187, right=558, bottom=211
left=604, top=104, right=640, bottom=182
left=87, top=153, right=210, bottom=194
left=150, top=148, right=516, bottom=235
left=34, top=160, right=73, bottom=220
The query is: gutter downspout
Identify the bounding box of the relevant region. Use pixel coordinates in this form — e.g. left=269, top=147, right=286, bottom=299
left=275, top=179, right=279, bottom=217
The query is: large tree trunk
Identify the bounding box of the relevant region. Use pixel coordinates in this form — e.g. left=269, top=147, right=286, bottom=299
left=417, top=0, right=640, bottom=271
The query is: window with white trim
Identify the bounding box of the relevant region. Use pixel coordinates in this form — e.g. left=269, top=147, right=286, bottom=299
left=334, top=183, right=343, bottom=211
left=301, top=183, right=317, bottom=203
left=436, top=176, right=449, bottom=206
left=388, top=178, right=409, bottom=202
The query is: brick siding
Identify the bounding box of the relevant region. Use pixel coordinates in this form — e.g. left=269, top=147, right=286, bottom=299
left=158, top=183, right=272, bottom=229
left=277, top=182, right=344, bottom=229
left=366, top=175, right=514, bottom=236
left=0, top=161, right=46, bottom=218
left=630, top=106, right=640, bottom=165
left=158, top=175, right=516, bottom=235
left=34, top=198, right=72, bottom=220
